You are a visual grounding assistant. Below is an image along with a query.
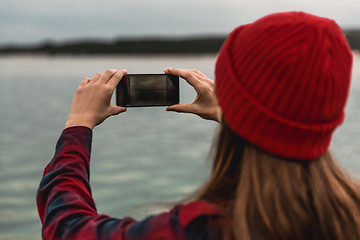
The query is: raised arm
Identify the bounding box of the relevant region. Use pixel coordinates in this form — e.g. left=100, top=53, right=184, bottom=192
left=37, top=69, right=133, bottom=239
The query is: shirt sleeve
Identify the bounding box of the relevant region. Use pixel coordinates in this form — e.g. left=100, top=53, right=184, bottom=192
left=36, top=127, right=137, bottom=240
left=36, top=126, right=222, bottom=240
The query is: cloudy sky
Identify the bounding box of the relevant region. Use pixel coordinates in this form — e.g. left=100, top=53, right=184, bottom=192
left=1, top=0, right=360, bottom=45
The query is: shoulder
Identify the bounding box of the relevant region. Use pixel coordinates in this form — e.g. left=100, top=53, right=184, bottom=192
left=124, top=200, right=224, bottom=240
left=178, top=201, right=225, bottom=240
left=177, top=200, right=224, bottom=227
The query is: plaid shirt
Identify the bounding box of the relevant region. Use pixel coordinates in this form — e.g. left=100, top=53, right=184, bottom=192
left=37, top=126, right=224, bottom=240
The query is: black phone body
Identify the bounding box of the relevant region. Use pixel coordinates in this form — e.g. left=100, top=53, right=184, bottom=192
left=116, top=74, right=179, bottom=107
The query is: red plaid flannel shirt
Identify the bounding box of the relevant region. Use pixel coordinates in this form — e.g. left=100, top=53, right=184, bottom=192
left=37, top=126, right=224, bottom=239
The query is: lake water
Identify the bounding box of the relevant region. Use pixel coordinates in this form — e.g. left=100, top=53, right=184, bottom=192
left=0, top=53, right=359, bottom=239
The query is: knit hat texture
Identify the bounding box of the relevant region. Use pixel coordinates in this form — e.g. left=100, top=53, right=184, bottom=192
left=215, top=11, right=353, bottom=160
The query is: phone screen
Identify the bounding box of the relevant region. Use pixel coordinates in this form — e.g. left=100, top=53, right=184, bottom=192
left=116, top=74, right=179, bottom=107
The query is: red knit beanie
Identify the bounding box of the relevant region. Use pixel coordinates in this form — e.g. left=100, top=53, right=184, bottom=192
left=215, top=11, right=353, bottom=160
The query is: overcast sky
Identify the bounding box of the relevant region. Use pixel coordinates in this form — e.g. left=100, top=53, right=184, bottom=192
left=1, top=0, right=360, bottom=45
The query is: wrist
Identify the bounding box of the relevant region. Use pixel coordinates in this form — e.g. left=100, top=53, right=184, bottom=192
left=64, top=119, right=95, bottom=130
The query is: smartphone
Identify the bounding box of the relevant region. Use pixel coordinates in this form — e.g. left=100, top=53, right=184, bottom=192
left=116, top=74, right=179, bottom=107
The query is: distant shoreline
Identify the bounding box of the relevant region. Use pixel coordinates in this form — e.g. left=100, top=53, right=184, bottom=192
left=0, top=30, right=359, bottom=55
left=0, top=36, right=225, bottom=55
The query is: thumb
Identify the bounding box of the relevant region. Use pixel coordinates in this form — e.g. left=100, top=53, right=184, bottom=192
left=166, top=104, right=194, bottom=114
left=110, top=106, right=127, bottom=116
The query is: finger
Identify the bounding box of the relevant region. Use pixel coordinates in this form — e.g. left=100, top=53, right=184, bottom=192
left=97, top=69, right=117, bottom=84
left=89, top=73, right=101, bottom=84
left=166, top=103, right=194, bottom=114
left=107, top=69, right=127, bottom=88
left=164, top=68, right=201, bottom=90
left=192, top=71, right=214, bottom=85
left=194, top=70, right=207, bottom=78
left=110, top=106, right=127, bottom=116
left=79, top=77, right=91, bottom=87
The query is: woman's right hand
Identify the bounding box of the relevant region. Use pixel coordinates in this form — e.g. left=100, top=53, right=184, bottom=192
left=164, top=68, right=221, bottom=123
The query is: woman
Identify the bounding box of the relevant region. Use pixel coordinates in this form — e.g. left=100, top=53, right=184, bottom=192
left=37, top=11, right=359, bottom=239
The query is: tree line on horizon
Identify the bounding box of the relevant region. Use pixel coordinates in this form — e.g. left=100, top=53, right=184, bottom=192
left=0, top=30, right=359, bottom=55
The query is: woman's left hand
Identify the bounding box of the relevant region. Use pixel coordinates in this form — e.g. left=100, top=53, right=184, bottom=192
left=64, top=69, right=127, bottom=130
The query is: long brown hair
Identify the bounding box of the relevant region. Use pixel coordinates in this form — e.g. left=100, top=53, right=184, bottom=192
left=197, top=121, right=360, bottom=239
